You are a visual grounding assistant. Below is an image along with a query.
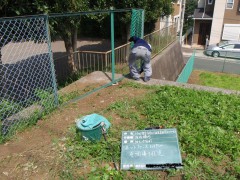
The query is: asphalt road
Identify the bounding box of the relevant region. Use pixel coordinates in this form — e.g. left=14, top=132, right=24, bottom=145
left=193, top=56, right=240, bottom=74
left=182, top=47, right=240, bottom=75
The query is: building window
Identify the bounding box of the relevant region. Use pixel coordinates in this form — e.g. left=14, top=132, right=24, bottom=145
left=234, top=44, right=240, bottom=49
left=226, top=0, right=234, bottom=9
left=208, top=0, right=213, bottom=4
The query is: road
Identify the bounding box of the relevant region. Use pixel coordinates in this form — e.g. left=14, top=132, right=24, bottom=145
left=193, top=56, right=240, bottom=74
left=182, top=47, right=240, bottom=75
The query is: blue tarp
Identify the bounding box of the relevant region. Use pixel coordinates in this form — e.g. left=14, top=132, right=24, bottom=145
left=76, top=113, right=111, bottom=131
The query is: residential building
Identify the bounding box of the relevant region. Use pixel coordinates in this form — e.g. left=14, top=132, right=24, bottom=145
left=192, top=0, right=240, bottom=47
left=156, top=0, right=182, bottom=33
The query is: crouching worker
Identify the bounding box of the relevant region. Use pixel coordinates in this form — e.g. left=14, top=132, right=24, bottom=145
left=128, top=36, right=152, bottom=82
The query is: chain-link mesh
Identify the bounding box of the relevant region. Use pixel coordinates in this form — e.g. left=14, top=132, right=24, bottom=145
left=0, top=16, right=58, bottom=138
left=129, top=9, right=144, bottom=69
left=130, top=9, right=144, bottom=40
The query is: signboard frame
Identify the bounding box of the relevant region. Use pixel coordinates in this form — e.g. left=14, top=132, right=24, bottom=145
left=120, top=128, right=183, bottom=170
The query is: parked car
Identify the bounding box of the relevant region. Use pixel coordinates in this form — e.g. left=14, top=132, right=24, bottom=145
left=204, top=40, right=240, bottom=59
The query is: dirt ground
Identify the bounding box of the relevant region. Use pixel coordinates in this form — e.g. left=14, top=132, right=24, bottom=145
left=187, top=70, right=201, bottom=84
left=0, top=72, right=148, bottom=179
left=0, top=70, right=201, bottom=179
left=2, top=64, right=235, bottom=179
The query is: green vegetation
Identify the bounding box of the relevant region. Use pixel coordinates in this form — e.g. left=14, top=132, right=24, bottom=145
left=183, top=0, right=198, bottom=34
left=0, top=89, right=56, bottom=143
left=0, top=84, right=101, bottom=144
left=0, top=99, right=23, bottom=143
left=0, top=99, right=23, bottom=120
left=57, top=82, right=240, bottom=179
left=35, top=89, right=57, bottom=113
left=1, top=0, right=173, bottom=73
left=1, top=110, right=41, bottom=143
left=198, top=71, right=240, bottom=91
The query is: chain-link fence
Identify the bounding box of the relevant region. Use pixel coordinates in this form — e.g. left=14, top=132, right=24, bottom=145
left=0, top=9, right=146, bottom=140
left=0, top=9, right=178, bottom=140
left=49, top=9, right=145, bottom=83
left=130, top=9, right=144, bottom=39
left=0, top=15, right=58, bottom=139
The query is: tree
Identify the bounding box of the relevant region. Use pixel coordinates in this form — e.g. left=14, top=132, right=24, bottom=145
left=0, top=0, right=87, bottom=72
left=48, top=0, right=88, bottom=72
left=183, top=0, right=197, bottom=34
left=88, top=0, right=173, bottom=40
left=0, top=0, right=173, bottom=69
left=0, top=0, right=47, bottom=63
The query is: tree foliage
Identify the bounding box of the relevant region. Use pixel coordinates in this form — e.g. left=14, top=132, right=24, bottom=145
left=183, top=0, right=197, bottom=33
left=86, top=0, right=173, bottom=37
left=0, top=0, right=50, bottom=17
left=87, top=0, right=173, bottom=23
left=0, top=0, right=88, bottom=71
left=0, top=0, right=173, bottom=70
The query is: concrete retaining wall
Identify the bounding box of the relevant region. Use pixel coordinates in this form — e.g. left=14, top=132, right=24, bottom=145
left=151, top=41, right=185, bottom=81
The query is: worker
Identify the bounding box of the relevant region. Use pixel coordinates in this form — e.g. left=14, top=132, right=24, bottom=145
left=128, top=36, right=152, bottom=82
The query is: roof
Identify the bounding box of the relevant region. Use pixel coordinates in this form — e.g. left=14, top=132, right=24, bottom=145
left=193, top=8, right=213, bottom=19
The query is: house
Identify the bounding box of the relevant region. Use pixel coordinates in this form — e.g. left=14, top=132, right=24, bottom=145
left=156, top=0, right=182, bottom=33
left=192, top=0, right=240, bottom=47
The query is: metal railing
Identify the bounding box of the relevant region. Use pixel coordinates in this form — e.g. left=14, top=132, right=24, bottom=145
left=74, top=42, right=131, bottom=73
left=66, top=24, right=177, bottom=76
left=144, top=24, right=177, bottom=58
left=0, top=9, right=145, bottom=140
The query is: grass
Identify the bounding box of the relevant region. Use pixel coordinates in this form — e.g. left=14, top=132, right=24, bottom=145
left=0, top=83, right=100, bottom=143
left=193, top=70, right=240, bottom=91
left=57, top=82, right=240, bottom=179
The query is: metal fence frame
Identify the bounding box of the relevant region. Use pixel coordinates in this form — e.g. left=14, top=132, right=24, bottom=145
left=66, top=24, right=177, bottom=77
left=0, top=15, right=58, bottom=137
left=0, top=9, right=145, bottom=139
left=0, top=9, right=178, bottom=140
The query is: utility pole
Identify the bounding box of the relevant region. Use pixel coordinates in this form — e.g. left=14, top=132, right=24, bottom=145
left=179, top=0, right=186, bottom=45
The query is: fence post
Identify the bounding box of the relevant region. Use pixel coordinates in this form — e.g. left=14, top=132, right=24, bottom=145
left=110, top=7, right=115, bottom=83
left=141, top=10, right=145, bottom=38
left=45, top=15, right=59, bottom=106
left=105, top=52, right=108, bottom=72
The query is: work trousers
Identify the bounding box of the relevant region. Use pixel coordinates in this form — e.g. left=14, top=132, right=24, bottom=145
left=128, top=46, right=152, bottom=79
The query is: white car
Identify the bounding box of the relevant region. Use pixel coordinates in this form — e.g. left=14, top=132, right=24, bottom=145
left=204, top=41, right=240, bottom=59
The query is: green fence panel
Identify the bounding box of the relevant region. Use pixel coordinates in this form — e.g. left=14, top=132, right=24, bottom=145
left=130, top=9, right=144, bottom=40
left=0, top=15, right=58, bottom=138
left=129, top=9, right=145, bottom=69
left=176, top=51, right=195, bottom=83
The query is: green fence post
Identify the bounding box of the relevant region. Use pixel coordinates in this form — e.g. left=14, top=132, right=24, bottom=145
left=45, top=15, right=59, bottom=106
left=110, top=7, right=115, bottom=83
left=141, top=10, right=144, bottom=38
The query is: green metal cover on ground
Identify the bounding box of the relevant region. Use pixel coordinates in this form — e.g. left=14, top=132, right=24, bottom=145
left=120, top=128, right=183, bottom=170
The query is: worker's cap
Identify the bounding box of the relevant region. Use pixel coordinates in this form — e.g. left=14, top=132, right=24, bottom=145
left=128, top=36, right=137, bottom=42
